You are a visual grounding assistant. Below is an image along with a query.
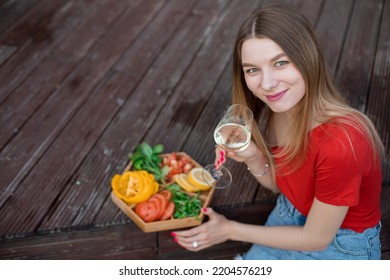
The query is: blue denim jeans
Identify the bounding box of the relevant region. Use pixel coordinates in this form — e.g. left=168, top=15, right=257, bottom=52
left=241, top=194, right=382, bottom=260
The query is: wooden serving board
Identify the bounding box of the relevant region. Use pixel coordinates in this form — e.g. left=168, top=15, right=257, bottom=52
left=111, top=152, right=215, bottom=232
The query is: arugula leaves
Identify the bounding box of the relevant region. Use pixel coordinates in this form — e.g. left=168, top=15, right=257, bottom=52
left=165, top=183, right=201, bottom=219
left=129, top=143, right=168, bottom=183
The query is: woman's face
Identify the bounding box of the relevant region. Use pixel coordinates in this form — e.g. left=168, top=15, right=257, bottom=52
left=241, top=37, right=306, bottom=115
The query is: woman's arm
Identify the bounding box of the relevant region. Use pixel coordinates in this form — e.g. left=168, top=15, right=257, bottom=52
left=229, top=198, right=348, bottom=251
left=173, top=198, right=348, bottom=252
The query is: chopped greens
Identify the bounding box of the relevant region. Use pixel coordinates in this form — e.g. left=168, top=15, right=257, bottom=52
left=165, top=183, right=202, bottom=219
left=129, top=143, right=168, bottom=183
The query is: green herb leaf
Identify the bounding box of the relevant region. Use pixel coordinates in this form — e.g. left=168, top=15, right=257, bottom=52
left=151, top=154, right=162, bottom=164
left=152, top=144, right=164, bottom=154
left=133, top=158, right=144, bottom=170
left=161, top=165, right=169, bottom=177
left=139, top=143, right=153, bottom=158
left=129, top=150, right=144, bottom=162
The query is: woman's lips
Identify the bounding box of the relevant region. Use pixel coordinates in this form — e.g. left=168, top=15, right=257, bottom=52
left=265, top=90, right=287, bottom=102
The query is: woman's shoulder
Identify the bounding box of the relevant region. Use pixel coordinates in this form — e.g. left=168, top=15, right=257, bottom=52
left=308, top=115, right=380, bottom=181
left=309, top=115, right=371, bottom=156
left=311, top=115, right=367, bottom=140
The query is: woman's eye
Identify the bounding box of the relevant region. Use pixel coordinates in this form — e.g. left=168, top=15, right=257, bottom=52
left=244, top=68, right=258, bottom=74
left=275, top=61, right=288, bottom=67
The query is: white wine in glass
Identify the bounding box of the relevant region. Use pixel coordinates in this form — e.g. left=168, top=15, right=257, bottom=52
left=202, top=104, right=253, bottom=189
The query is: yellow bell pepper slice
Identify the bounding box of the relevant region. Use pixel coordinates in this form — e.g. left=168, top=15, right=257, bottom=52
left=111, top=170, right=159, bottom=204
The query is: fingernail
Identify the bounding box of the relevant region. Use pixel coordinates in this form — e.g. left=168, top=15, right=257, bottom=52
left=201, top=207, right=207, bottom=213
left=220, top=151, right=225, bottom=156
left=170, top=232, right=176, bottom=237
left=173, top=238, right=178, bottom=243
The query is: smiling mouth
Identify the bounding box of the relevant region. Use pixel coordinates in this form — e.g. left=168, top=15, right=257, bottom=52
left=265, top=90, right=287, bottom=102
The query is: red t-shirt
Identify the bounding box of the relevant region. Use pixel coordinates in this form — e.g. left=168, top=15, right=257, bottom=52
left=273, top=120, right=382, bottom=233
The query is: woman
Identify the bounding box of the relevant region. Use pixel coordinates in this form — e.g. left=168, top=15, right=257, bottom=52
left=171, top=3, right=384, bottom=259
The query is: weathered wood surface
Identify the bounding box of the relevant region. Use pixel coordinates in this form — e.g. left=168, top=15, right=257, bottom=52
left=0, top=0, right=389, bottom=259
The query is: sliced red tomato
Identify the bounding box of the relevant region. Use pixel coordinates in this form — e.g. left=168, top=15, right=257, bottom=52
left=159, top=189, right=172, bottom=201
left=135, top=200, right=159, bottom=222
left=160, top=201, right=175, bottom=220
left=148, top=193, right=168, bottom=220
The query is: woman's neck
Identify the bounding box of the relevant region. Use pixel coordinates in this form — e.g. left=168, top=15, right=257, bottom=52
left=269, top=112, right=321, bottom=147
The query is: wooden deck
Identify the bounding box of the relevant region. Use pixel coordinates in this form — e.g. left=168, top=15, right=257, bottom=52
left=0, top=0, right=389, bottom=260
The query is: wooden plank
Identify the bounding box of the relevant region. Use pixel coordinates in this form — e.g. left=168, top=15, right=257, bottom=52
left=0, top=0, right=41, bottom=34
left=44, top=0, right=229, bottom=231
left=335, top=0, right=383, bottom=111
left=0, top=0, right=152, bottom=202
left=365, top=0, right=390, bottom=182
left=290, top=0, right=324, bottom=25
left=0, top=222, right=248, bottom=260
left=0, top=57, right=75, bottom=151
left=381, top=251, right=390, bottom=260
left=380, top=186, right=390, bottom=254
left=0, top=44, right=17, bottom=65
left=35, top=0, right=201, bottom=231
left=0, top=0, right=128, bottom=150
left=0, top=0, right=67, bottom=46
left=0, top=0, right=107, bottom=104
left=0, top=0, right=165, bottom=236
left=53, top=0, right=130, bottom=61
left=315, top=0, right=354, bottom=73
left=0, top=224, right=157, bottom=259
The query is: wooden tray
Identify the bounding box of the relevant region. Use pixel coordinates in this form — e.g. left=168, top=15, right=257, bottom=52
left=111, top=152, right=215, bottom=233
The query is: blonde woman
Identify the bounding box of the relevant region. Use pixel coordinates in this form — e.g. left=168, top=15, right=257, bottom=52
left=172, top=3, right=384, bottom=259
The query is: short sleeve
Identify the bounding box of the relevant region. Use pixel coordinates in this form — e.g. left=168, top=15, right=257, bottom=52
left=314, top=125, right=370, bottom=206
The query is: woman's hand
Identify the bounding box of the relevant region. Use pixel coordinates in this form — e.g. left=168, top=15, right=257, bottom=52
left=215, top=141, right=261, bottom=166
left=171, top=208, right=231, bottom=251
left=215, top=141, right=279, bottom=193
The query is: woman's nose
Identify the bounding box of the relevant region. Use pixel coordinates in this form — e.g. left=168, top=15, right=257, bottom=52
left=260, top=70, right=278, bottom=91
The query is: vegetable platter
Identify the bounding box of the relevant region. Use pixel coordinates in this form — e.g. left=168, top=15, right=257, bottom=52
left=110, top=143, right=215, bottom=233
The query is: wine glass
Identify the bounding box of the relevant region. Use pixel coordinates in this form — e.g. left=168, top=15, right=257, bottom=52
left=202, top=104, right=253, bottom=189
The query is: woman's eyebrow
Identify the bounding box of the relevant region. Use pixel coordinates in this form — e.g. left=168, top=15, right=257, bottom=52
left=242, top=53, right=287, bottom=67
left=242, top=62, right=257, bottom=67
left=270, top=53, right=287, bottom=62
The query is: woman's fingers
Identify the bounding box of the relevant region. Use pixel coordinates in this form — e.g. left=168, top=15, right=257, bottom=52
left=172, top=228, right=207, bottom=251
left=171, top=208, right=229, bottom=251
left=214, top=146, right=226, bottom=168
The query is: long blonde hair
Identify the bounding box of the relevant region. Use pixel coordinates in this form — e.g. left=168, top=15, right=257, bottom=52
left=232, top=2, right=384, bottom=177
